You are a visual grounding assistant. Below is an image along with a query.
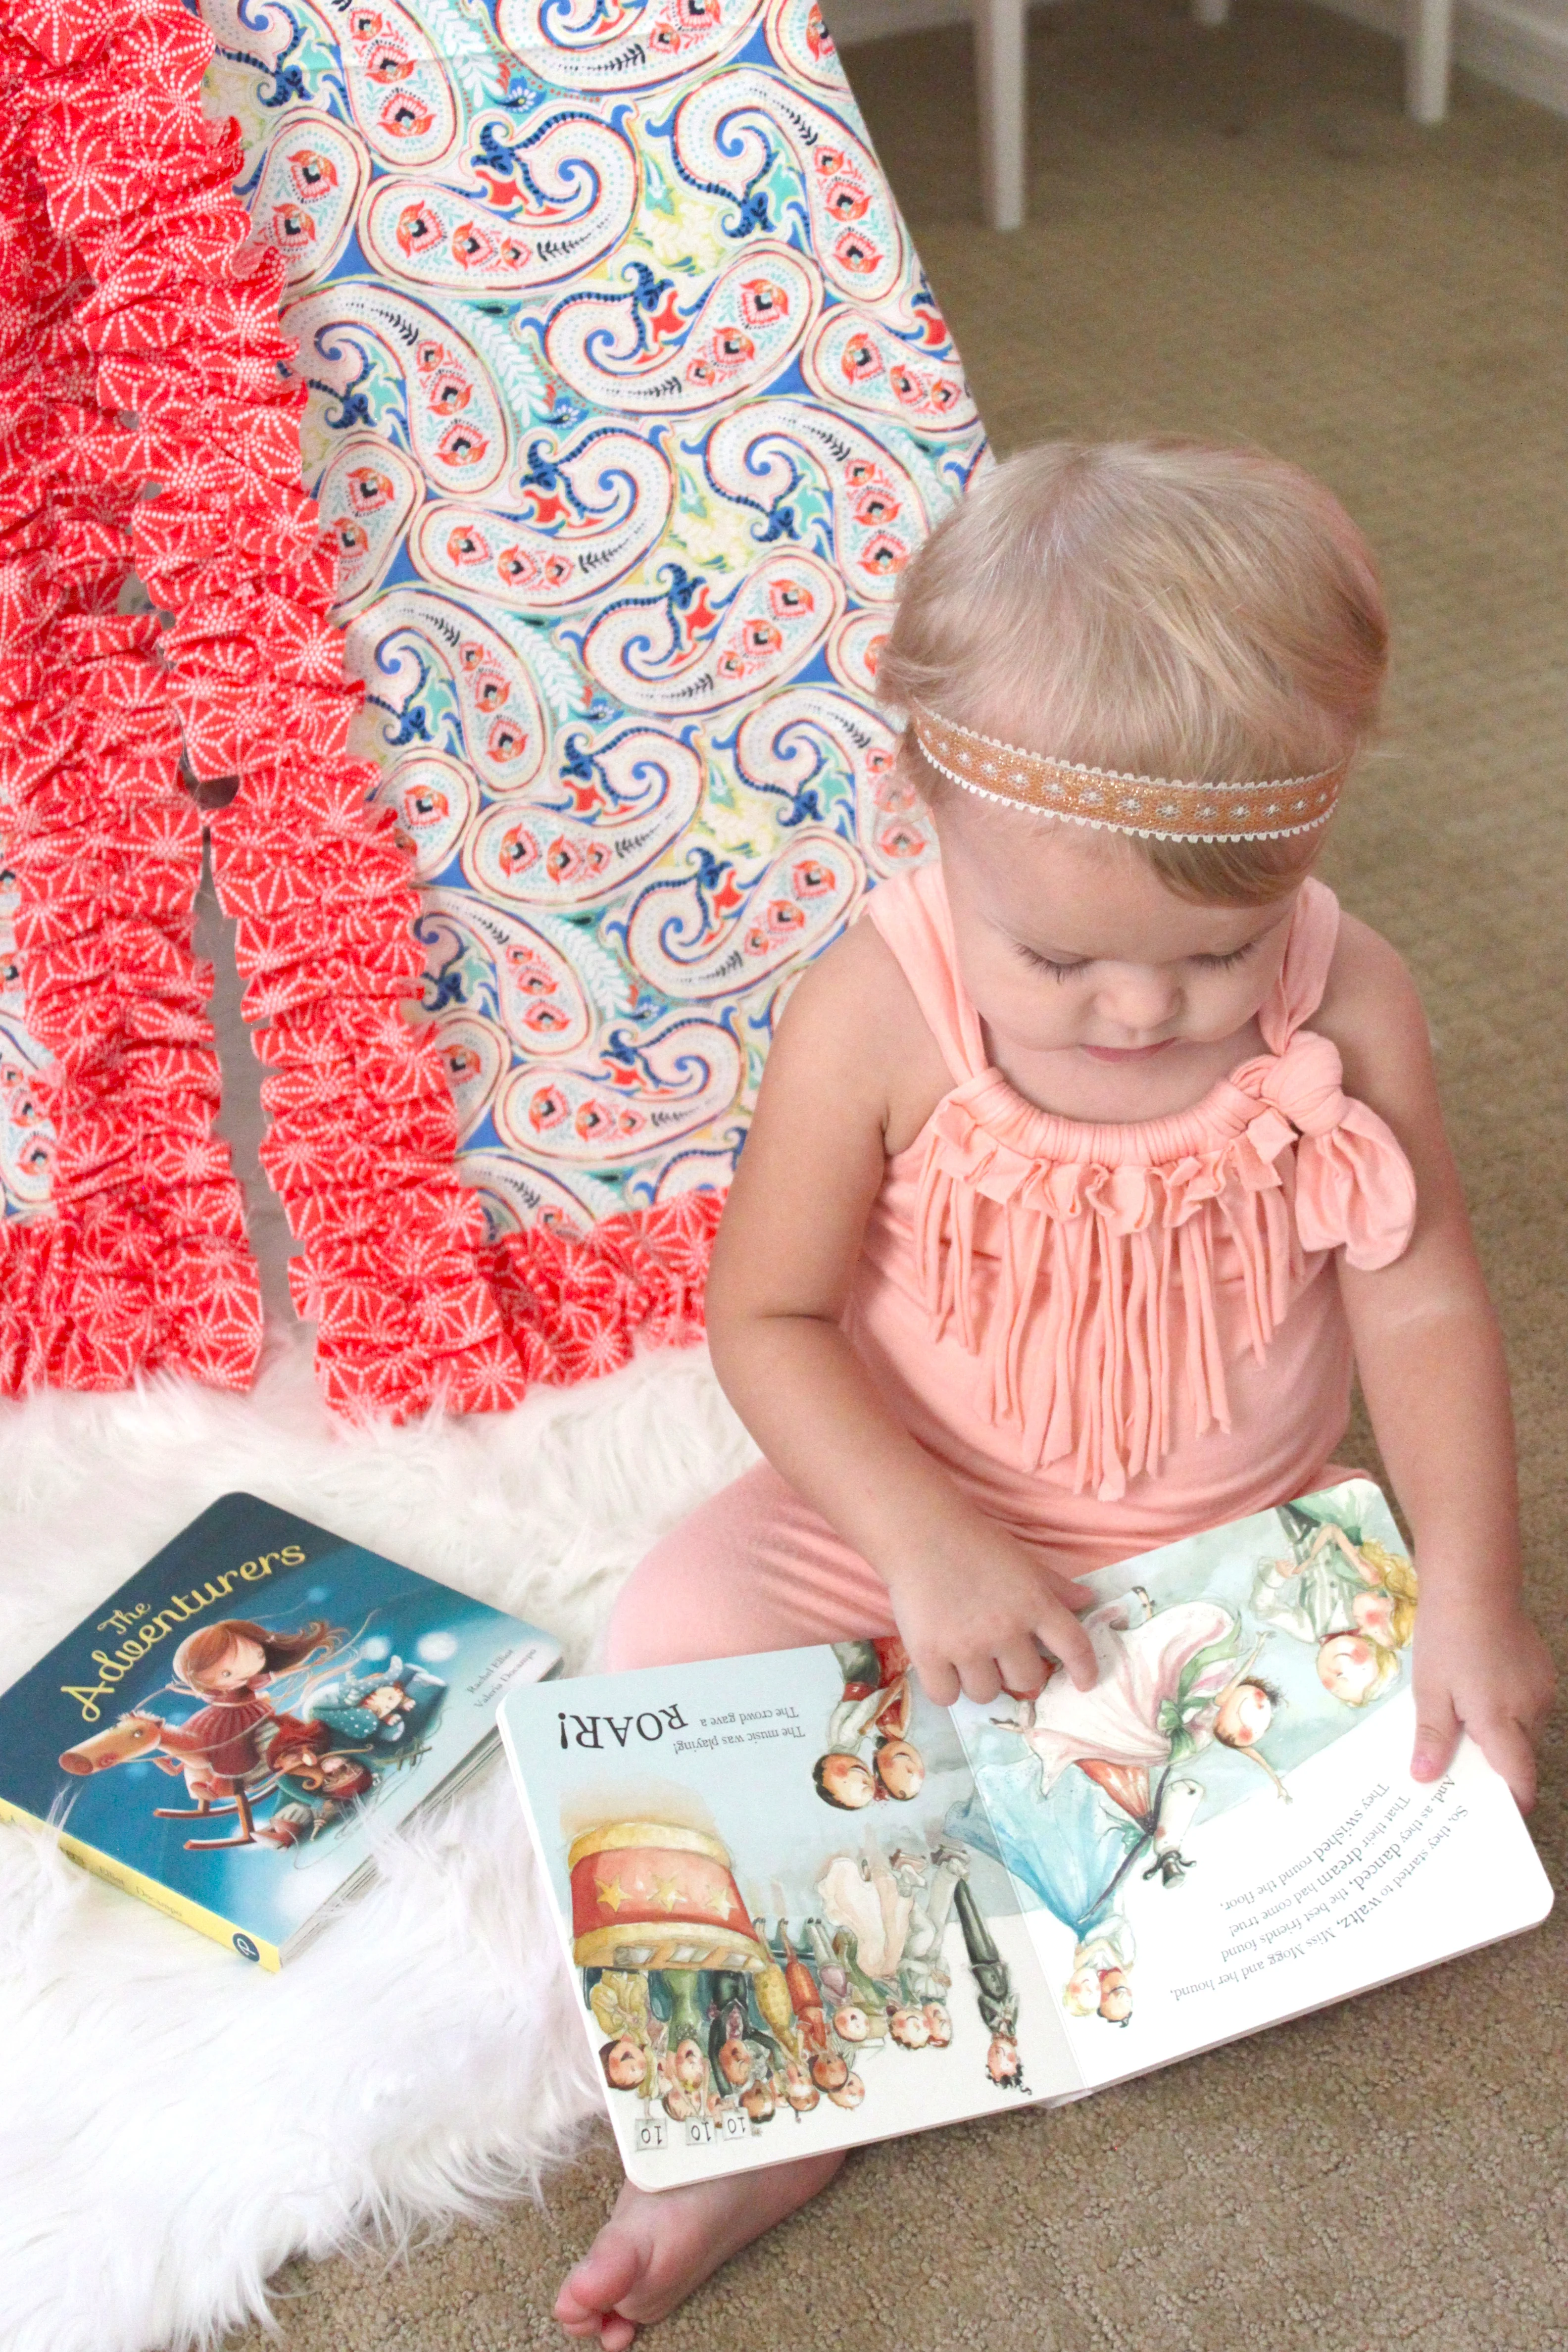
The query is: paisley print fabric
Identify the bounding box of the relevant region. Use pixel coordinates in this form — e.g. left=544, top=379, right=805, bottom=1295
left=204, top=0, right=986, bottom=1233
left=0, top=0, right=983, bottom=1417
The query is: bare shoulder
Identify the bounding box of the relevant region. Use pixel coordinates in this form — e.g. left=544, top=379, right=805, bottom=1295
left=1314, top=907, right=1435, bottom=1113
left=771, top=911, right=951, bottom=1149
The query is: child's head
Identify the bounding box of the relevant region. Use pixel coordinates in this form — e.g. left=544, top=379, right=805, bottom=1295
left=672, top=2036, right=707, bottom=2091
left=785, top=2068, right=820, bottom=2113
left=359, top=1681, right=410, bottom=1720
left=812, top=1751, right=877, bottom=1810
left=882, top=438, right=1386, bottom=899
left=872, top=1735, right=924, bottom=1801
left=1318, top=1630, right=1402, bottom=1706
left=316, top=1751, right=373, bottom=1799
left=270, top=1736, right=371, bottom=1801
left=1096, top=1967, right=1134, bottom=2026
left=1063, top=1961, right=1133, bottom=2026
left=878, top=441, right=1387, bottom=1055
left=1212, top=1676, right=1280, bottom=1750
left=985, top=2032, right=1025, bottom=2088
left=173, top=1617, right=338, bottom=1698
left=598, top=2036, right=647, bottom=2092
left=716, top=2035, right=754, bottom=2089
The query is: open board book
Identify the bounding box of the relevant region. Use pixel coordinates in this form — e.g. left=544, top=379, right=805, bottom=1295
left=500, top=1479, right=1552, bottom=2189
left=0, top=1494, right=561, bottom=1969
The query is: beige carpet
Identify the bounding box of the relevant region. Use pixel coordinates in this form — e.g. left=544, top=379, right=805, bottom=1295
left=224, top=6, right=1568, bottom=2346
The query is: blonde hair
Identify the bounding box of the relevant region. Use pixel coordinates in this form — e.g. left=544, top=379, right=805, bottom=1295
left=878, top=438, right=1388, bottom=905
left=1360, top=1539, right=1419, bottom=1652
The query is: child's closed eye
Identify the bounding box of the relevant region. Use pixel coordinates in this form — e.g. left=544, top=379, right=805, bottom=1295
left=1013, top=941, right=1090, bottom=981
left=1193, top=941, right=1256, bottom=972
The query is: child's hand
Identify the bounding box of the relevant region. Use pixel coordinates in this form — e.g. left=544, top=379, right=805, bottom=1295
left=1410, top=1592, right=1556, bottom=1809
left=886, top=1528, right=1099, bottom=1707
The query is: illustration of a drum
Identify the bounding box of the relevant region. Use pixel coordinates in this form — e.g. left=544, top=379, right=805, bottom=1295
left=568, top=1820, right=769, bottom=1972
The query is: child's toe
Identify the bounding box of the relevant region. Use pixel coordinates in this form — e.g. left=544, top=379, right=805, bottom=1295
left=556, top=2227, right=646, bottom=2336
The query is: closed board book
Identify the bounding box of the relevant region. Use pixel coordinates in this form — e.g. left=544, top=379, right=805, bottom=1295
left=500, top=1479, right=1552, bottom=2187
left=0, top=1493, right=561, bottom=1968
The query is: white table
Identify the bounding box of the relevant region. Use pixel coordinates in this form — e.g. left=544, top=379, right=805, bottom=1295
left=973, top=0, right=1456, bottom=230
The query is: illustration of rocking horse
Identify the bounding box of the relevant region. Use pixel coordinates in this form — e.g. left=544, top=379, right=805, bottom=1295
left=58, top=1714, right=285, bottom=1849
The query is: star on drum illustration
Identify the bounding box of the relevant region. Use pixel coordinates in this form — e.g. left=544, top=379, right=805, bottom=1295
left=568, top=1820, right=771, bottom=1972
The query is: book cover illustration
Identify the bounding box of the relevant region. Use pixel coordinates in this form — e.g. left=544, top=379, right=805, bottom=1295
left=502, top=1479, right=1551, bottom=2183
left=0, top=1494, right=561, bottom=1966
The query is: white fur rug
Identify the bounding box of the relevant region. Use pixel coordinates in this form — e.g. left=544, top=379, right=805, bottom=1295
left=0, top=1331, right=757, bottom=2352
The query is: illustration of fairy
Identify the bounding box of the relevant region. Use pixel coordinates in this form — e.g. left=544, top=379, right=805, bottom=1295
left=997, top=1593, right=1287, bottom=1802
left=812, top=1636, right=926, bottom=1811
left=1251, top=1499, right=1418, bottom=1705
left=949, top=1592, right=1289, bottom=2023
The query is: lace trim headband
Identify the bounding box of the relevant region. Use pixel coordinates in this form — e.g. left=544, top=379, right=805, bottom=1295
left=910, top=706, right=1346, bottom=841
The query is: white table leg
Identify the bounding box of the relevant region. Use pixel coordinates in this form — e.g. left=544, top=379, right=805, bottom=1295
left=1406, top=0, right=1453, bottom=120
left=1192, top=0, right=1230, bottom=26
left=974, top=0, right=1027, bottom=232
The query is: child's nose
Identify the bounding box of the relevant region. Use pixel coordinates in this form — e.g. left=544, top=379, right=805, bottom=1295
left=1100, top=968, right=1179, bottom=1034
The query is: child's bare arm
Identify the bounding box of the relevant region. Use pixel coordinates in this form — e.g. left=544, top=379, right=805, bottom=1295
left=706, top=922, right=1096, bottom=1704
left=1321, top=916, right=1555, bottom=1805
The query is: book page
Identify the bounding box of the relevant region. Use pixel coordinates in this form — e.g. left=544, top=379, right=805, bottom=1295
left=1063, top=1693, right=1552, bottom=2089
left=946, top=1482, right=1552, bottom=2087
left=500, top=1644, right=1081, bottom=2191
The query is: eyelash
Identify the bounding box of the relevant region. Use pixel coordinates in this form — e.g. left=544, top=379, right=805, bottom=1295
left=1017, top=946, right=1088, bottom=982
left=1016, top=941, right=1257, bottom=979
left=1196, top=943, right=1255, bottom=972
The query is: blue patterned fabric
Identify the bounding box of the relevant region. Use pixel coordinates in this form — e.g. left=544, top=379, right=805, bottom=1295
left=189, top=0, right=987, bottom=1239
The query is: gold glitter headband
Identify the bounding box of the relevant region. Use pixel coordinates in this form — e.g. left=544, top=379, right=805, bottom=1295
left=910, top=706, right=1346, bottom=841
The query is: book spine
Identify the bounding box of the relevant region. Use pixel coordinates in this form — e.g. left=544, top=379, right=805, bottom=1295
left=0, top=1797, right=282, bottom=1970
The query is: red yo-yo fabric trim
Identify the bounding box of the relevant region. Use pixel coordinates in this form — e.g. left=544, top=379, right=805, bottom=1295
left=0, top=0, right=721, bottom=1418
left=0, top=8, right=261, bottom=1394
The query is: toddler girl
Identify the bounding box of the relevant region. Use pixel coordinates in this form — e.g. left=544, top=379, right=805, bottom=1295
left=557, top=440, right=1554, bottom=2348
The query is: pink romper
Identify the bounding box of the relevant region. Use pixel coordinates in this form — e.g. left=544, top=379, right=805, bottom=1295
left=607, top=867, right=1417, bottom=1671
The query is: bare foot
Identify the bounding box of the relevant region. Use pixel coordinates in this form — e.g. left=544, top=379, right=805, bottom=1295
left=555, top=2150, right=844, bottom=2348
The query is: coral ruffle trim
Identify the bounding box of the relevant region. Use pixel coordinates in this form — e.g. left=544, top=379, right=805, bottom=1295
left=0, top=7, right=263, bottom=1393
left=482, top=1190, right=724, bottom=1391
left=0, top=0, right=722, bottom=1419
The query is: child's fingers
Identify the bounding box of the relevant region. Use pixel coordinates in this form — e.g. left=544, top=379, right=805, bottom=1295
left=1471, top=1715, right=1538, bottom=1813
left=1037, top=1602, right=1098, bottom=1692
left=1410, top=1691, right=1460, bottom=1784
left=1038, top=1565, right=1092, bottom=1613
left=994, top=1635, right=1052, bottom=1700
left=914, top=1652, right=962, bottom=1709
left=956, top=1652, right=1004, bottom=1705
